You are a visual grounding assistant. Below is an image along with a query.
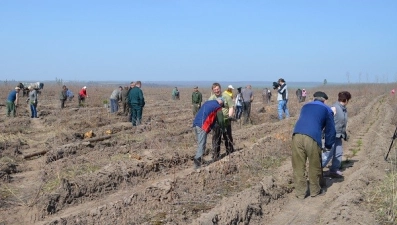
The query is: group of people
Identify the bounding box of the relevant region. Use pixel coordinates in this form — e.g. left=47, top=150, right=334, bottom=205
left=292, top=90, right=351, bottom=198
left=6, top=86, right=39, bottom=118
left=106, top=81, right=145, bottom=126
left=295, top=88, right=307, bottom=103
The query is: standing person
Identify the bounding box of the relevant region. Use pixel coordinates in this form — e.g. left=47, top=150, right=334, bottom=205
left=60, top=85, right=68, bottom=108
left=121, top=86, right=130, bottom=116
left=241, top=85, right=254, bottom=124
left=322, top=91, right=352, bottom=178
left=262, top=88, right=268, bottom=103
left=301, top=89, right=307, bottom=102
left=27, top=86, right=38, bottom=118
left=208, top=83, right=235, bottom=160
left=192, top=98, right=225, bottom=169
left=292, top=91, right=336, bottom=198
left=223, top=85, right=234, bottom=99
left=128, top=81, right=145, bottom=126
left=277, top=78, right=290, bottom=120
left=78, top=86, right=88, bottom=106
left=6, top=87, right=20, bottom=117
left=109, top=86, right=123, bottom=113
left=267, top=89, right=272, bottom=104
left=296, top=88, right=302, bottom=102
left=172, top=87, right=180, bottom=100
left=235, top=87, right=244, bottom=120
left=191, top=86, right=202, bottom=116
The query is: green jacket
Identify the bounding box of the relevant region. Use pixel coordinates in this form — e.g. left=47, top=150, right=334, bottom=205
left=192, top=91, right=202, bottom=105
left=128, top=87, right=145, bottom=107
left=60, top=90, right=67, bottom=100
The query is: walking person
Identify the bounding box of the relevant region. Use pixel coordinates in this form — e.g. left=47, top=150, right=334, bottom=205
left=191, top=86, right=202, bottom=116
left=267, top=89, right=272, bottom=104
left=242, top=85, right=254, bottom=124
left=60, top=85, right=68, bottom=108
left=172, top=87, right=180, bottom=100
left=296, top=88, right=302, bottom=103
left=78, top=86, right=88, bottom=106
left=6, top=87, right=20, bottom=117
left=322, top=91, right=352, bottom=178
left=301, top=89, right=307, bottom=102
left=192, top=98, right=225, bottom=169
left=208, top=83, right=235, bottom=160
left=292, top=91, right=336, bottom=198
left=128, top=81, right=145, bottom=126
left=27, top=86, right=38, bottom=118
left=235, top=87, right=244, bottom=120
left=121, top=86, right=130, bottom=116
left=277, top=78, right=290, bottom=120
left=110, top=86, right=123, bottom=113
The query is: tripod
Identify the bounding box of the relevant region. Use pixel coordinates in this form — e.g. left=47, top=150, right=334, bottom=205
left=385, top=126, right=397, bottom=161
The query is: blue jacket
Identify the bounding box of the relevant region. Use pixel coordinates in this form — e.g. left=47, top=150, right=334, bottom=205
left=7, top=90, right=18, bottom=102
left=293, top=100, right=336, bottom=149
left=193, top=100, right=224, bottom=133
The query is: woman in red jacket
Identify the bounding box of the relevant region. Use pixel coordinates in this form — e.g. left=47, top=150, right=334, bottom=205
left=78, top=86, right=88, bottom=106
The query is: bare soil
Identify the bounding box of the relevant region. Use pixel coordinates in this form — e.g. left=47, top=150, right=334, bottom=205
left=0, top=83, right=395, bottom=225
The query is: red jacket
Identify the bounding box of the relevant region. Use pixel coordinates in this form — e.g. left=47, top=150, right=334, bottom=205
left=79, top=89, right=87, bottom=98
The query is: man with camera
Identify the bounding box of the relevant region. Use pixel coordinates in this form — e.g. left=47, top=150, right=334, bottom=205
left=275, top=78, right=290, bottom=120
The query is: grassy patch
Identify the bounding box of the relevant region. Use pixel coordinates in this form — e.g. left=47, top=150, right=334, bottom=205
left=367, top=172, right=397, bottom=224
left=43, top=163, right=100, bottom=192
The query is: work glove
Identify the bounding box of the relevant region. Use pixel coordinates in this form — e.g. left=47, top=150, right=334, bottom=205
left=343, top=133, right=349, bottom=142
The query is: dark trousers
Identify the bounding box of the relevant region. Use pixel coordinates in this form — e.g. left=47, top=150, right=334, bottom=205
left=212, top=123, right=234, bottom=159
left=243, top=101, right=252, bottom=123
left=78, top=95, right=85, bottom=106
left=130, top=104, right=143, bottom=126
left=122, top=101, right=129, bottom=116
left=60, top=99, right=66, bottom=108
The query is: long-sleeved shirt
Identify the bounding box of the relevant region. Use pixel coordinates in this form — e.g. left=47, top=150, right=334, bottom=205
left=293, top=100, right=336, bottom=149
left=110, top=88, right=122, bottom=100
left=28, top=90, right=38, bottom=103
left=192, top=91, right=202, bottom=105
left=128, top=86, right=145, bottom=107
left=79, top=89, right=87, bottom=98
left=193, top=100, right=225, bottom=133
left=333, top=101, right=348, bottom=139
left=277, top=83, right=288, bottom=101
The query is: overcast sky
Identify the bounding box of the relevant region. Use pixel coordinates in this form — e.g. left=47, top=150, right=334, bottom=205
left=1, top=0, right=396, bottom=83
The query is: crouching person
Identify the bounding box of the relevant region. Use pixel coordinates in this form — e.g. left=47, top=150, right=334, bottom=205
left=192, top=97, right=225, bottom=169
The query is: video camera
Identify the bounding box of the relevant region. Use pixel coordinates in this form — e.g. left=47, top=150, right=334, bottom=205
left=272, top=82, right=279, bottom=90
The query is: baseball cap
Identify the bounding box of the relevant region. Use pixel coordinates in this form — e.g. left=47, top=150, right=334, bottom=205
left=228, top=85, right=234, bottom=89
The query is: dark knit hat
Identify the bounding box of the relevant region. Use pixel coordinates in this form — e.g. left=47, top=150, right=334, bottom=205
left=313, top=91, right=328, bottom=100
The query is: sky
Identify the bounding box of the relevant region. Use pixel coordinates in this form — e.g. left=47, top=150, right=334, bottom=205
left=1, top=0, right=396, bottom=83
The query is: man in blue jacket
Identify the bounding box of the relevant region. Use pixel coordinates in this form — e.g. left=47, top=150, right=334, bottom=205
left=192, top=98, right=225, bottom=169
left=292, top=91, right=336, bottom=198
left=6, top=87, right=21, bottom=117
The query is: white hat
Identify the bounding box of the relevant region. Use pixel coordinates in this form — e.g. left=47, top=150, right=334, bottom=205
left=227, top=85, right=234, bottom=89
left=83, top=86, right=87, bottom=89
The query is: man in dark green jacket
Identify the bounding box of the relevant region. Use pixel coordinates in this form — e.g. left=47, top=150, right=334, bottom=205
left=128, top=81, right=145, bottom=126
left=191, top=86, right=202, bottom=116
